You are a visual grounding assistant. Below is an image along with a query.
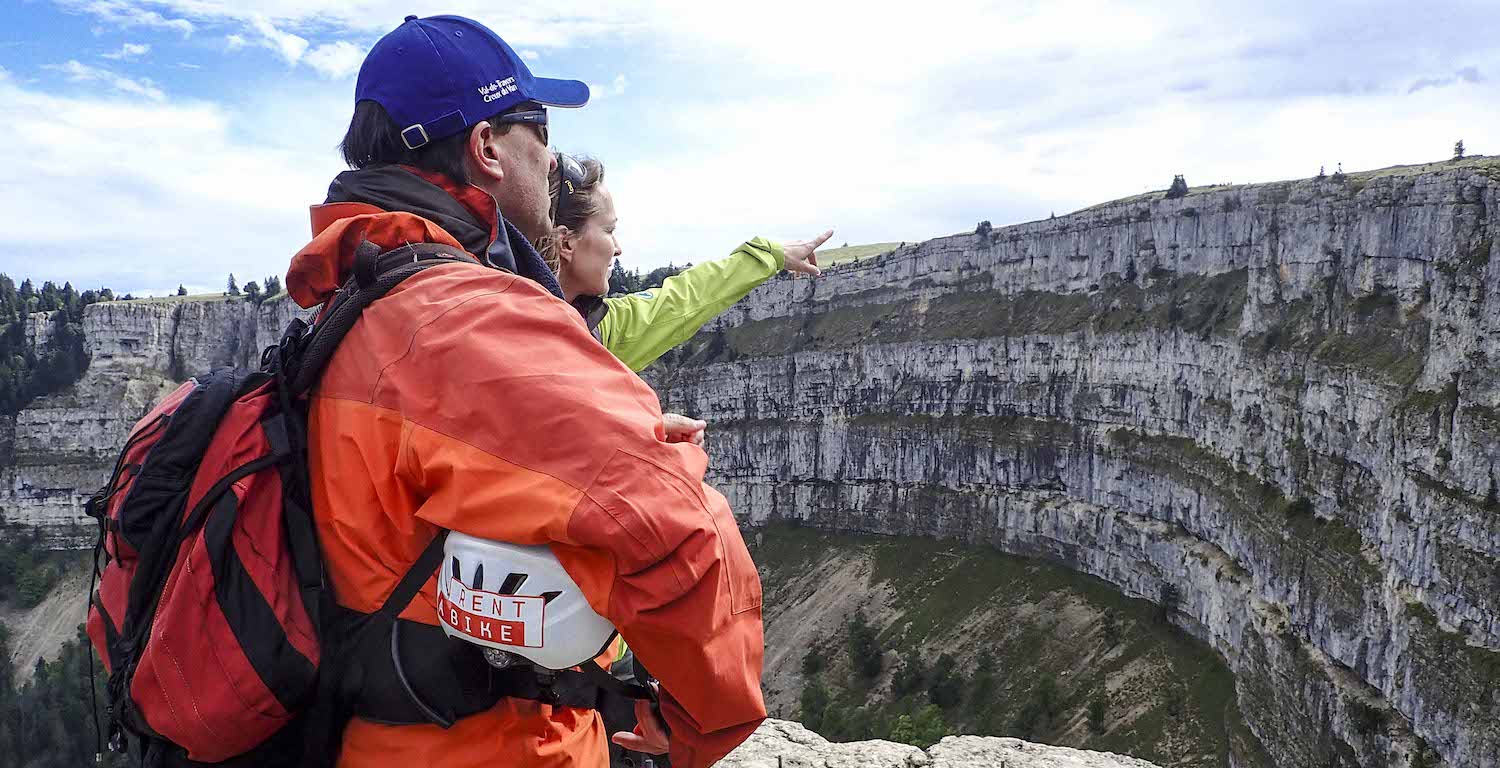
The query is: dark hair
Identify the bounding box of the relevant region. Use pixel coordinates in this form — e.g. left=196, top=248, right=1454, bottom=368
left=338, top=100, right=522, bottom=185
left=540, top=156, right=606, bottom=272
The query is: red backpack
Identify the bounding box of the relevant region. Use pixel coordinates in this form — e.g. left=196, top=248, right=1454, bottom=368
left=84, top=243, right=470, bottom=766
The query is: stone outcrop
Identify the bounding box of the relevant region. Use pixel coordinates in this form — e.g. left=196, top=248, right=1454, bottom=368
left=721, top=719, right=1161, bottom=768
left=646, top=159, right=1500, bottom=768
left=0, top=296, right=309, bottom=545
left=22, top=310, right=56, bottom=355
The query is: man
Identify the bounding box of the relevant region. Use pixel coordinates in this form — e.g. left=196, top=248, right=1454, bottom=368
left=283, top=15, right=766, bottom=768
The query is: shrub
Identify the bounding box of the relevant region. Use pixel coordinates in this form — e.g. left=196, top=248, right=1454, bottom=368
left=892, top=656, right=927, bottom=697
left=890, top=704, right=951, bottom=747
left=802, top=647, right=825, bottom=677
left=1088, top=697, right=1107, bottom=733
left=927, top=653, right=963, bottom=709
left=1100, top=610, right=1122, bottom=647
left=1166, top=175, right=1189, bottom=199
left=847, top=611, right=882, bottom=680
left=800, top=677, right=831, bottom=731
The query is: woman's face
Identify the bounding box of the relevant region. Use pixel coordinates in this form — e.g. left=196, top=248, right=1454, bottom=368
left=557, top=184, right=620, bottom=301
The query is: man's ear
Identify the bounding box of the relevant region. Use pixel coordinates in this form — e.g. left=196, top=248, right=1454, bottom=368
left=466, top=122, right=506, bottom=185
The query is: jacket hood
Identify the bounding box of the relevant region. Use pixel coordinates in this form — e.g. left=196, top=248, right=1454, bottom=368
left=326, top=166, right=495, bottom=255
left=286, top=165, right=563, bottom=308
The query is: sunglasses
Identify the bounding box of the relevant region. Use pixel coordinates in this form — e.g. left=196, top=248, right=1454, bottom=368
left=496, top=108, right=549, bottom=146
left=552, top=151, right=587, bottom=222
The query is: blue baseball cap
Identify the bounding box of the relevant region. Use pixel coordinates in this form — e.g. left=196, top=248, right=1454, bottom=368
left=356, top=14, right=590, bottom=150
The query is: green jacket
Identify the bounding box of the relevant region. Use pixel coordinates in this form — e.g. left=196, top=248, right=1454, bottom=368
left=598, top=237, right=785, bottom=371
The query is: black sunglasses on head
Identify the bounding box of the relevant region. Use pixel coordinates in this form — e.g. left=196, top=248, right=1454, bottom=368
left=552, top=151, right=586, bottom=222
left=496, top=108, right=548, bottom=145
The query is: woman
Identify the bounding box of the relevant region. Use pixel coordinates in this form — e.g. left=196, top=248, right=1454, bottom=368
left=545, top=152, right=830, bottom=374
left=544, top=153, right=828, bottom=760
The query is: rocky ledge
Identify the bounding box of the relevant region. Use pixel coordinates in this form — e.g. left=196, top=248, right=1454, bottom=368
left=721, top=719, right=1160, bottom=768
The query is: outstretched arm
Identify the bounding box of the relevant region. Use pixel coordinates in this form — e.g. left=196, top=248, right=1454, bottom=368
left=600, top=230, right=831, bottom=371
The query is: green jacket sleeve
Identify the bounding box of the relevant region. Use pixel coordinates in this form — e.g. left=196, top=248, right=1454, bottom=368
left=600, top=237, right=784, bottom=372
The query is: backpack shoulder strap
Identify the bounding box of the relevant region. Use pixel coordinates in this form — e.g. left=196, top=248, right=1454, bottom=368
left=354, top=241, right=475, bottom=290
left=380, top=530, right=449, bottom=620
left=286, top=241, right=473, bottom=395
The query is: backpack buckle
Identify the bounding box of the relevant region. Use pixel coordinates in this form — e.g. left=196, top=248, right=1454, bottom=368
left=264, top=318, right=310, bottom=371
left=535, top=668, right=559, bottom=705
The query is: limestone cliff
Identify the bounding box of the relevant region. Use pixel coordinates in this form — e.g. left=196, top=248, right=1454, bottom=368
left=722, top=719, right=1161, bottom=768
left=0, top=295, right=308, bottom=546
left=645, top=158, right=1500, bottom=768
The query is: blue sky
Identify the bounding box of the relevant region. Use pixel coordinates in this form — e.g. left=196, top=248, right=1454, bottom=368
left=1, top=0, right=1498, bottom=296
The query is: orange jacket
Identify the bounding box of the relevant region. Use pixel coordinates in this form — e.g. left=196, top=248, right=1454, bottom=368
left=286, top=172, right=765, bottom=768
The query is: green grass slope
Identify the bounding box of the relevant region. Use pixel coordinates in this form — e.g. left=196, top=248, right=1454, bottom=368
left=754, top=524, right=1272, bottom=768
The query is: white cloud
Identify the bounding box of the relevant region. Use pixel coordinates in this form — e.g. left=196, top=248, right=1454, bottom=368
left=248, top=14, right=308, bottom=65
left=60, top=0, right=193, bottom=35
left=102, top=42, right=151, bottom=60
left=46, top=60, right=165, bottom=101
left=588, top=74, right=628, bottom=99
left=51, top=0, right=642, bottom=48
left=224, top=34, right=246, bottom=51
left=1409, top=66, right=1486, bottom=93
left=0, top=70, right=343, bottom=295
left=303, top=41, right=363, bottom=79
left=520, top=49, right=540, bottom=61
left=178, top=62, right=202, bottom=69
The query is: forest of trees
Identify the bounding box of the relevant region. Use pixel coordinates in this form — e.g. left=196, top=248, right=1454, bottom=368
left=0, top=543, right=121, bottom=767
left=0, top=528, right=66, bottom=609
left=607, top=261, right=688, bottom=296
left=0, top=625, right=126, bottom=768
left=0, top=275, right=116, bottom=415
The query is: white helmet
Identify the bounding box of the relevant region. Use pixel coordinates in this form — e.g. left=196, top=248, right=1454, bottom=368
left=436, top=532, right=617, bottom=671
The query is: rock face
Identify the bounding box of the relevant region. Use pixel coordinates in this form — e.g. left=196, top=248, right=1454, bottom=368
left=22, top=310, right=56, bottom=355
left=0, top=296, right=310, bottom=546
left=646, top=160, right=1500, bottom=768
left=721, top=719, right=1161, bottom=768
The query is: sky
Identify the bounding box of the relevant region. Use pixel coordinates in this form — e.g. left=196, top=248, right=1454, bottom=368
left=0, top=0, right=1498, bottom=296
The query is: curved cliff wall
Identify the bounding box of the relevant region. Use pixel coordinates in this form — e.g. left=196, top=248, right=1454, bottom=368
left=646, top=160, right=1500, bottom=768
left=0, top=296, right=309, bottom=545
